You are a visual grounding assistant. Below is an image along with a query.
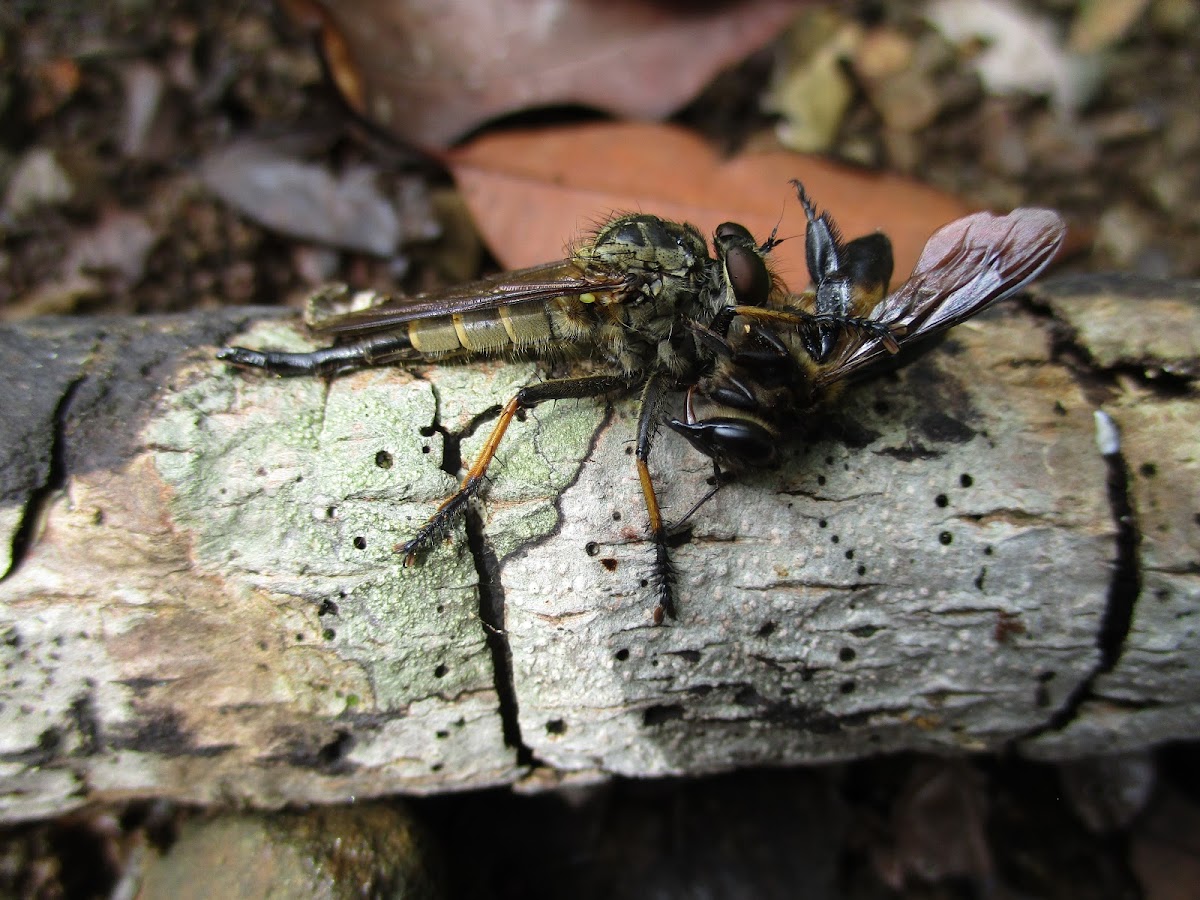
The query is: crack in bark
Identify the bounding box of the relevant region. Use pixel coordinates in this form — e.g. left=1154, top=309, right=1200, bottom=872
left=463, top=507, right=536, bottom=767
left=1016, top=295, right=1147, bottom=740
left=1094, top=437, right=1141, bottom=673
left=1022, top=290, right=1197, bottom=402
left=3, top=375, right=85, bottom=581
left=1025, top=432, right=1141, bottom=737
left=425, top=382, right=537, bottom=767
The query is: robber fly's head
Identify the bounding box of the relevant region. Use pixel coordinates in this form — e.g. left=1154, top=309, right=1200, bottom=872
left=705, top=219, right=789, bottom=319
left=712, top=222, right=772, bottom=308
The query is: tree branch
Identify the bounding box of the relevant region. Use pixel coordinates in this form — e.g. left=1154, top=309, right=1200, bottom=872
left=1, top=275, right=1197, bottom=822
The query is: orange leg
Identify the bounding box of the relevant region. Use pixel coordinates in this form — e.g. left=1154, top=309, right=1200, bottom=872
left=400, top=374, right=627, bottom=564
left=633, top=373, right=678, bottom=623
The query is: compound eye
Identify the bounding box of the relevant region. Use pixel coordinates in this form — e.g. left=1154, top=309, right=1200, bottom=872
left=723, top=244, right=771, bottom=307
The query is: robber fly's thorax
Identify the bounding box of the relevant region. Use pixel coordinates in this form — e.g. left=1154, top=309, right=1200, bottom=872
left=567, top=214, right=713, bottom=375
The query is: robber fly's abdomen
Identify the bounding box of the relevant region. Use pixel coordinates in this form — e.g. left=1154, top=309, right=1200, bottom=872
left=219, top=295, right=601, bottom=376
left=403, top=296, right=592, bottom=357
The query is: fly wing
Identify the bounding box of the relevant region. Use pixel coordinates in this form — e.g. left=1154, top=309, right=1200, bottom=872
left=306, top=259, right=629, bottom=337
left=815, top=208, right=1066, bottom=387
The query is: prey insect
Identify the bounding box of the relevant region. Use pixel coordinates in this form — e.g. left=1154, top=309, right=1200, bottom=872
left=218, top=184, right=1066, bottom=623
left=669, top=182, right=1068, bottom=472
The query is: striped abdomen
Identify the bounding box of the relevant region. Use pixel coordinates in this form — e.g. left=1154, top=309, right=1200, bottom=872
left=399, top=295, right=594, bottom=358
left=218, top=295, right=605, bottom=377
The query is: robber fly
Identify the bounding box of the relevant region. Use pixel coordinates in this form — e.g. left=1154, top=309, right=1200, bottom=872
left=219, top=212, right=763, bottom=621
left=218, top=184, right=1066, bottom=623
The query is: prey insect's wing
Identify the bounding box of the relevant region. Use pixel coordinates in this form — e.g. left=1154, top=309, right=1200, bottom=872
left=306, top=260, right=630, bottom=337
left=815, top=208, right=1066, bottom=387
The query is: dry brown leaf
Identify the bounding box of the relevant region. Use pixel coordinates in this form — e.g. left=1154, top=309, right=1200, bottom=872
left=282, top=0, right=799, bottom=148
left=444, top=122, right=973, bottom=288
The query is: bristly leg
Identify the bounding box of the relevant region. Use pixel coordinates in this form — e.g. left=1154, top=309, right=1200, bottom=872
left=650, top=542, right=676, bottom=626
left=400, top=484, right=480, bottom=565
left=400, top=374, right=629, bottom=564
